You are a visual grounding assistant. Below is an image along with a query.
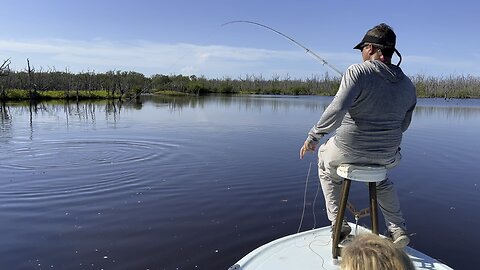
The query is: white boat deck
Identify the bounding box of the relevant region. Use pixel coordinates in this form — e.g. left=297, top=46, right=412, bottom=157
left=229, top=223, right=453, bottom=270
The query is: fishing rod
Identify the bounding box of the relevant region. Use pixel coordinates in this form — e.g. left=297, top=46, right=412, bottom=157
left=221, top=20, right=343, bottom=77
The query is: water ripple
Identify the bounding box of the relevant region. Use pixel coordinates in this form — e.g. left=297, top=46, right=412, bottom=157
left=0, top=138, right=181, bottom=205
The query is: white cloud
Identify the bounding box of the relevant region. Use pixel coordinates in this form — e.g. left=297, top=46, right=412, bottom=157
left=0, top=38, right=346, bottom=78
left=403, top=55, right=479, bottom=76
left=0, top=38, right=475, bottom=78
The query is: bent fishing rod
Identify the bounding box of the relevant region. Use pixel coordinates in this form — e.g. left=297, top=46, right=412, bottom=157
left=221, top=20, right=343, bottom=77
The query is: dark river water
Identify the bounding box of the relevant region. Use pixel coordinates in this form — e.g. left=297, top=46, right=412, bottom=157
left=0, top=95, right=479, bottom=270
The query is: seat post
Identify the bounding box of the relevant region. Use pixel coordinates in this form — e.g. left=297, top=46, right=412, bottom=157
left=333, top=164, right=387, bottom=261
left=369, top=182, right=379, bottom=235
left=332, top=179, right=351, bottom=259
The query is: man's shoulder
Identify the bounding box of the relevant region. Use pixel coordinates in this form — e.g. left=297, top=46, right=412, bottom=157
left=347, top=62, right=368, bottom=70
left=344, top=62, right=376, bottom=78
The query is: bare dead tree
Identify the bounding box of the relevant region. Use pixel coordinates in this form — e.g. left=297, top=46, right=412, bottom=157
left=0, top=58, right=11, bottom=76
left=26, top=58, right=38, bottom=99
left=0, top=58, right=11, bottom=100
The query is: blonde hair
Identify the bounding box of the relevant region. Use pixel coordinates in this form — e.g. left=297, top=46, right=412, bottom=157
left=341, top=233, right=415, bottom=270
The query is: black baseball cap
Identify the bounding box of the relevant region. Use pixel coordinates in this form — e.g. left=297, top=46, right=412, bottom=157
left=353, top=23, right=396, bottom=50
left=353, top=23, right=402, bottom=66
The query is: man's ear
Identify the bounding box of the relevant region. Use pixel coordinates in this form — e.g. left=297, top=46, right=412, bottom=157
left=367, top=44, right=375, bottom=55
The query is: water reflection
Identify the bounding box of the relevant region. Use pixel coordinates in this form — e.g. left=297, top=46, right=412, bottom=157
left=414, top=104, right=480, bottom=119
left=147, top=95, right=480, bottom=120
left=146, top=94, right=329, bottom=114
left=0, top=95, right=478, bottom=270
left=0, top=100, right=130, bottom=137
left=3, top=97, right=480, bottom=133
left=0, top=102, right=12, bottom=140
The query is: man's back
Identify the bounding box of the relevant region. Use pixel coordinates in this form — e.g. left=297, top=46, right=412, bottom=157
left=335, top=60, right=417, bottom=159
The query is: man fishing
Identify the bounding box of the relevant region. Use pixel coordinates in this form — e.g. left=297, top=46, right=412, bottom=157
left=299, top=23, right=416, bottom=248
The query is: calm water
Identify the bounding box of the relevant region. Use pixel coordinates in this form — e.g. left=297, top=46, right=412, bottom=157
left=1, top=95, right=479, bottom=270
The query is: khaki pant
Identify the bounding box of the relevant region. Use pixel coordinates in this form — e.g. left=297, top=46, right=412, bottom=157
left=318, top=137, right=406, bottom=233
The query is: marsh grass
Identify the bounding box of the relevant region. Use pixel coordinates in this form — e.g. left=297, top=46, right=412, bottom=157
left=1, top=89, right=120, bottom=101
left=154, top=90, right=190, bottom=96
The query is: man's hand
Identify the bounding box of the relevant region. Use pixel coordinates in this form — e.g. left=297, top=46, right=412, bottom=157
left=299, top=140, right=317, bottom=159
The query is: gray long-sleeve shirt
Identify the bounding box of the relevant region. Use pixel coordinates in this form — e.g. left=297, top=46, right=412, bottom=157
left=307, top=60, right=417, bottom=159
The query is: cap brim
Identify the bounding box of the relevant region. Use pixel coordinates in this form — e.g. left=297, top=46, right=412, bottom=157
left=353, top=41, right=364, bottom=50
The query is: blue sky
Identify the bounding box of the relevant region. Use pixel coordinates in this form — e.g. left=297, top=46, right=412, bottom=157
left=0, top=0, right=478, bottom=79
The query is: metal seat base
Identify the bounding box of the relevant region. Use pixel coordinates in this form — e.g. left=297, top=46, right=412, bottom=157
left=332, top=164, right=387, bottom=259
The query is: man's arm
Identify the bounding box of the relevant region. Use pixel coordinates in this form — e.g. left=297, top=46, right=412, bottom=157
left=308, top=67, right=362, bottom=142
left=401, top=103, right=416, bottom=132
left=300, top=66, right=362, bottom=158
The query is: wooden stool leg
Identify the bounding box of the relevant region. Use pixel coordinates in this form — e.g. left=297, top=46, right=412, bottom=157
left=369, top=182, right=379, bottom=235
left=332, top=179, right=351, bottom=259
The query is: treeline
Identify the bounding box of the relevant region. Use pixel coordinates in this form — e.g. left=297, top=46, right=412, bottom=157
left=0, top=59, right=479, bottom=100
left=0, top=67, right=342, bottom=100
left=412, top=74, right=480, bottom=98
left=0, top=67, right=149, bottom=101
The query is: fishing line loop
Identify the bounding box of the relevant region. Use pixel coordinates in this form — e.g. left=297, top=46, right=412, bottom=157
left=297, top=162, right=312, bottom=233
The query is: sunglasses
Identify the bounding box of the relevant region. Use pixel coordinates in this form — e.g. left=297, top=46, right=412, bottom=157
left=360, top=43, right=371, bottom=50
